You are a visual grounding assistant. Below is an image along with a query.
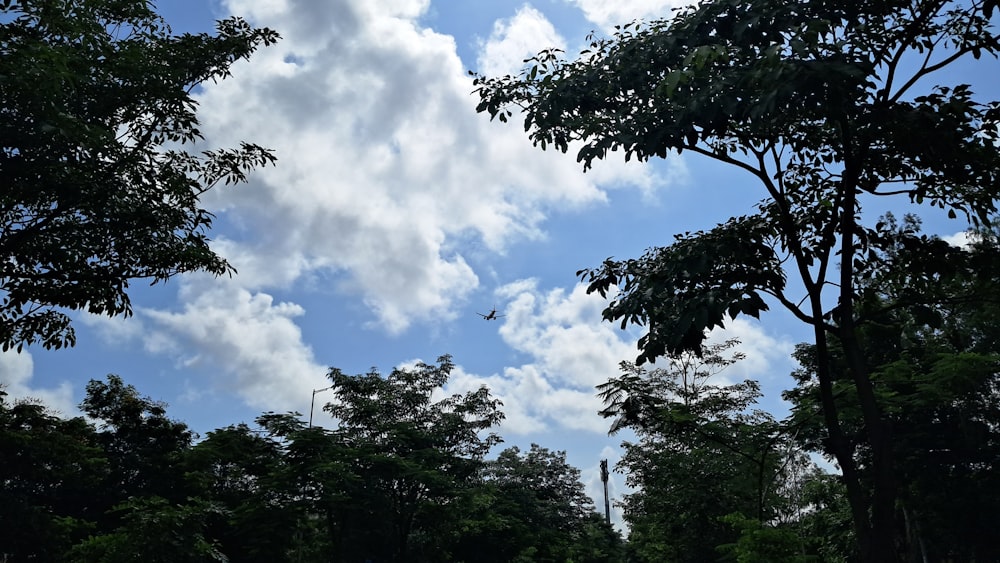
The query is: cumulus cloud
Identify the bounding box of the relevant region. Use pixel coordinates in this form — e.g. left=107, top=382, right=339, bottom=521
left=444, top=279, right=635, bottom=435
left=54, top=0, right=684, bottom=436
left=496, top=280, right=636, bottom=389
left=172, top=0, right=661, bottom=337
left=139, top=277, right=329, bottom=413
left=476, top=5, right=565, bottom=78
left=79, top=310, right=145, bottom=344
left=443, top=280, right=796, bottom=435
left=704, top=316, right=797, bottom=384
left=566, top=0, right=697, bottom=32
left=0, top=350, right=76, bottom=416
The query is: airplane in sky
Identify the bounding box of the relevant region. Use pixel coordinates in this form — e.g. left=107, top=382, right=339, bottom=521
left=477, top=307, right=504, bottom=321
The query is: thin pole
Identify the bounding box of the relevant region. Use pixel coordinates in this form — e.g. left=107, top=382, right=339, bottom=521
left=309, top=385, right=334, bottom=427
left=600, top=459, right=611, bottom=525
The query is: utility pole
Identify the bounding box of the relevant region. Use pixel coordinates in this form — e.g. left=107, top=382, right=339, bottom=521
left=309, top=385, right=334, bottom=427
left=600, top=459, right=611, bottom=525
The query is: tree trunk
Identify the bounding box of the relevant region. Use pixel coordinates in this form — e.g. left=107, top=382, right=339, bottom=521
left=810, top=318, right=875, bottom=559
left=836, top=169, right=899, bottom=562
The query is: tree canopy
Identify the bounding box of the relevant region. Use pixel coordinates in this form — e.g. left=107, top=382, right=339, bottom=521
left=1, top=361, right=624, bottom=562
left=475, top=1, right=1000, bottom=560
left=784, top=218, right=1000, bottom=561
left=318, top=355, right=505, bottom=561
left=0, top=0, right=279, bottom=351
left=599, top=341, right=818, bottom=562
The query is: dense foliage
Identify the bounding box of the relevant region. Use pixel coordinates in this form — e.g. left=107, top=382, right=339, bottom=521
left=0, top=358, right=622, bottom=563
left=4, top=0, right=1000, bottom=561
left=599, top=340, right=832, bottom=562
left=784, top=218, right=1000, bottom=561
left=0, top=0, right=278, bottom=351
left=475, top=1, right=1000, bottom=559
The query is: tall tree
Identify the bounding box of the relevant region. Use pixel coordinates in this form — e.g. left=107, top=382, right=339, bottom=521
left=319, top=355, right=504, bottom=562
left=184, top=422, right=300, bottom=562
left=598, top=341, right=795, bottom=561
left=784, top=218, right=1000, bottom=561
left=0, top=0, right=279, bottom=351
left=474, top=2, right=1000, bottom=559
left=252, top=412, right=360, bottom=562
left=457, top=443, right=605, bottom=562
left=81, top=375, right=193, bottom=509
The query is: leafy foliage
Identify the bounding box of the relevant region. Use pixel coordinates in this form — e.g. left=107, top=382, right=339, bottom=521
left=317, top=355, right=505, bottom=561
left=0, top=0, right=279, bottom=351
left=785, top=221, right=1000, bottom=562
left=81, top=375, right=193, bottom=504
left=67, top=497, right=228, bottom=563
left=1, top=360, right=611, bottom=562
left=716, top=513, right=815, bottom=563
left=184, top=423, right=299, bottom=561
left=458, top=444, right=607, bottom=562
left=0, top=389, right=105, bottom=560
left=582, top=221, right=785, bottom=364
left=599, top=341, right=813, bottom=562
left=475, top=1, right=1000, bottom=559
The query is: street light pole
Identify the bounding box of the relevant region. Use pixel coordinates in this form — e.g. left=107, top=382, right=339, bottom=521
left=309, top=385, right=335, bottom=427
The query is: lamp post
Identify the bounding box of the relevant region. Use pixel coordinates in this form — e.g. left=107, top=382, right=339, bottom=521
left=309, top=385, right=334, bottom=427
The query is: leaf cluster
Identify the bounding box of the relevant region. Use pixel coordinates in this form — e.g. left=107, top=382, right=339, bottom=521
left=580, top=217, right=784, bottom=362
left=0, top=0, right=279, bottom=351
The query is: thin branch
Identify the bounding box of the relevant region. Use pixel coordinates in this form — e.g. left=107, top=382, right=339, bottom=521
left=878, top=0, right=950, bottom=103
left=869, top=188, right=918, bottom=196
left=891, top=47, right=976, bottom=103
left=763, top=288, right=840, bottom=332
left=686, top=143, right=772, bottom=181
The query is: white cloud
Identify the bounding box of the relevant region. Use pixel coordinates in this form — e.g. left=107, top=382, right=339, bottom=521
left=79, top=310, right=144, bottom=345
left=444, top=279, right=635, bottom=435
left=0, top=350, right=76, bottom=416
left=443, top=281, right=797, bottom=435
left=704, top=316, right=796, bottom=384
left=496, top=280, right=635, bottom=388
left=98, top=0, right=683, bottom=423
left=942, top=230, right=973, bottom=248
left=476, top=5, right=565, bottom=78
left=565, top=0, right=696, bottom=32
left=140, top=277, right=329, bottom=413
left=172, top=0, right=663, bottom=337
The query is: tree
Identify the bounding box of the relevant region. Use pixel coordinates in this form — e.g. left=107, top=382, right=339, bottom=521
left=184, top=422, right=300, bottom=562
left=597, top=341, right=798, bottom=562
left=318, top=355, right=504, bottom=562
left=80, top=375, right=194, bottom=510
left=456, top=443, right=606, bottom=562
left=1, top=377, right=227, bottom=562
left=573, top=512, right=627, bottom=563
left=66, top=497, right=228, bottom=563
left=474, top=2, right=1000, bottom=559
left=790, top=471, right=857, bottom=562
left=0, top=0, right=279, bottom=351
left=0, top=388, right=107, bottom=561
left=784, top=218, right=1000, bottom=561
left=250, top=412, right=361, bottom=562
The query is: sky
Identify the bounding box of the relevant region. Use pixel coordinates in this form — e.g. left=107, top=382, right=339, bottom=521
left=2, top=0, right=994, bottom=527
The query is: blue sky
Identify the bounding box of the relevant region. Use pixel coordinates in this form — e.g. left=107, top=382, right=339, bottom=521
left=2, top=0, right=994, bottom=525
